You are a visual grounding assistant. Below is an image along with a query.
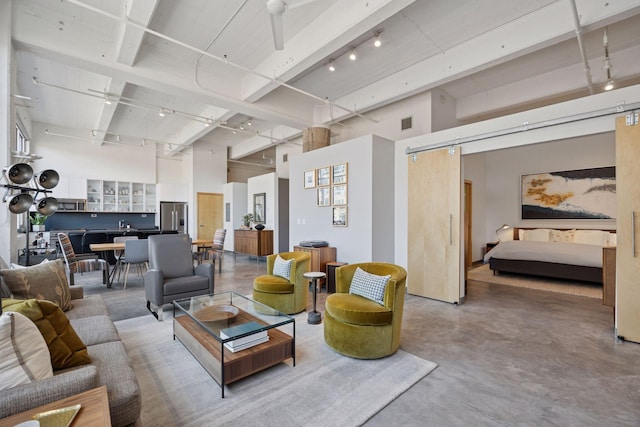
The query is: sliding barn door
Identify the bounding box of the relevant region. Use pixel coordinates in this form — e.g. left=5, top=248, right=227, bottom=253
left=615, top=115, right=640, bottom=343
left=407, top=147, right=461, bottom=303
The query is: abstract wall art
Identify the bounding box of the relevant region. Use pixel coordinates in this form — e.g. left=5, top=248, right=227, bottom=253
left=521, top=166, right=616, bottom=219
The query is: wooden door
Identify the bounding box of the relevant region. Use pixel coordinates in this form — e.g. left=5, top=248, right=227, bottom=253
left=407, top=147, right=461, bottom=303
left=197, top=193, right=223, bottom=240
left=615, top=115, right=640, bottom=343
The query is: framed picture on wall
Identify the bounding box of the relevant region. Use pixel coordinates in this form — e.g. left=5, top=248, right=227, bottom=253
left=317, top=187, right=330, bottom=206
left=304, top=170, right=316, bottom=189
left=317, top=166, right=330, bottom=187
left=253, top=193, right=266, bottom=223
left=332, top=184, right=347, bottom=206
left=333, top=206, right=347, bottom=226
left=332, top=163, right=348, bottom=184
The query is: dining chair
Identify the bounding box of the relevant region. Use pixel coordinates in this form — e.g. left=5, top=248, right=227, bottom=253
left=120, top=238, right=149, bottom=289
left=113, top=235, right=138, bottom=284
left=208, top=229, right=227, bottom=274
left=57, top=232, right=110, bottom=286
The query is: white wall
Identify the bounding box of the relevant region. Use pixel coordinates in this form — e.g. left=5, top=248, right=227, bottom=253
left=332, top=91, right=434, bottom=144
left=289, top=135, right=395, bottom=263
left=247, top=172, right=278, bottom=251
left=223, top=182, right=248, bottom=252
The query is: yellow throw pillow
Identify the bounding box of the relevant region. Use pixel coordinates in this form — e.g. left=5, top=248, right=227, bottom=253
left=2, top=298, right=91, bottom=370
left=0, top=259, right=72, bottom=311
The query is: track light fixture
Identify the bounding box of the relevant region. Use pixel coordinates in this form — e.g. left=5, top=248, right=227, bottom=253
left=374, top=33, right=382, bottom=47
left=158, top=109, right=166, bottom=117
left=349, top=49, right=356, bottom=61
left=602, top=28, right=614, bottom=92
left=247, top=119, right=252, bottom=126
left=328, top=60, right=335, bottom=72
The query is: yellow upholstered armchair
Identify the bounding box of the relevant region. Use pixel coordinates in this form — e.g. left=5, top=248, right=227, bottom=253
left=324, top=262, right=407, bottom=359
left=253, top=251, right=311, bottom=314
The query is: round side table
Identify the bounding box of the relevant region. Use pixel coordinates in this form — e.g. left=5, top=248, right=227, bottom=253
left=304, top=271, right=325, bottom=325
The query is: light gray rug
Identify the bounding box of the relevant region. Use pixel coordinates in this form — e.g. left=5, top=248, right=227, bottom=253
left=115, top=313, right=437, bottom=427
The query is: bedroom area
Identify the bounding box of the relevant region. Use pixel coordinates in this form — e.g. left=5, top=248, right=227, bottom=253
left=463, top=131, right=615, bottom=303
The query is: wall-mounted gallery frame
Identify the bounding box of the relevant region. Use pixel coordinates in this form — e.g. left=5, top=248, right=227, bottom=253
left=332, top=184, right=347, bottom=206
left=317, top=187, right=330, bottom=206
left=333, top=206, right=347, bottom=226
left=304, top=170, right=316, bottom=189
left=332, top=163, right=348, bottom=184
left=253, top=192, right=266, bottom=223
left=317, top=166, right=330, bottom=187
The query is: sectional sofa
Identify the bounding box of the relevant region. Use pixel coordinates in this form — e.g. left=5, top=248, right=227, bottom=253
left=0, top=259, right=141, bottom=426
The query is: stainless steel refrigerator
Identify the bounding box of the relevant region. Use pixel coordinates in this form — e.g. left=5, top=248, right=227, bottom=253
left=160, top=201, right=188, bottom=233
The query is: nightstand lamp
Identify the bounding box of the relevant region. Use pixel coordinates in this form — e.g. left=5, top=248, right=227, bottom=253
left=496, top=224, right=512, bottom=242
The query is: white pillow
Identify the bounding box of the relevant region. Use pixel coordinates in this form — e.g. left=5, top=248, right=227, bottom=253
left=349, top=267, right=391, bottom=305
left=522, top=229, right=552, bottom=242
left=549, top=229, right=575, bottom=243
left=0, top=312, right=53, bottom=391
left=573, top=230, right=609, bottom=246
left=272, top=255, right=293, bottom=280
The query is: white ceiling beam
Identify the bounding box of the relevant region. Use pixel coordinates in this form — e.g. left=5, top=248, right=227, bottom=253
left=13, top=38, right=312, bottom=131
left=116, top=0, right=159, bottom=66
left=93, top=79, right=127, bottom=145
left=314, top=0, right=640, bottom=124
left=228, top=125, right=301, bottom=159
left=242, top=0, right=414, bottom=103
left=456, top=44, right=640, bottom=120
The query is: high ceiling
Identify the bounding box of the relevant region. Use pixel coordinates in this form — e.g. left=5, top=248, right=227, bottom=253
left=10, top=0, right=640, bottom=164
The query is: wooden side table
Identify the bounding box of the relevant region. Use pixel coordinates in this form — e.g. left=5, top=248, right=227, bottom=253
left=304, top=272, right=325, bottom=325
left=326, top=261, right=348, bottom=293
left=0, top=386, right=111, bottom=427
left=485, top=242, right=499, bottom=253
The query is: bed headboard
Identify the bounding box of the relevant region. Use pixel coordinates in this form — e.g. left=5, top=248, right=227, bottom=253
left=511, top=227, right=616, bottom=246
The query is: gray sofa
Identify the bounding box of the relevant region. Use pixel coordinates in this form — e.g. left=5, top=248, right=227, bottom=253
left=0, top=286, right=141, bottom=426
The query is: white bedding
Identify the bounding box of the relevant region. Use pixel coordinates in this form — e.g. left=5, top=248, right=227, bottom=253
left=483, top=240, right=603, bottom=268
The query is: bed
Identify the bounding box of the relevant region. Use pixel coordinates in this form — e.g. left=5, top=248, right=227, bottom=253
left=483, top=228, right=616, bottom=284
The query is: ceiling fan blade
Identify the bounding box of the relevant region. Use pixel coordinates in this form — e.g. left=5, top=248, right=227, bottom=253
left=270, top=12, right=284, bottom=50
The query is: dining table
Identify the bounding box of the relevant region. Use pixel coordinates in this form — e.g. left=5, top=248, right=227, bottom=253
left=89, top=238, right=214, bottom=284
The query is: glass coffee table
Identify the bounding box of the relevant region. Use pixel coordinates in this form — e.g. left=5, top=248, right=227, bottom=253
left=173, top=292, right=295, bottom=397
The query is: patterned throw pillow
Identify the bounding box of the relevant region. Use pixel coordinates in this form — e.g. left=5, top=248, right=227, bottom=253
left=2, top=298, right=91, bottom=370
left=349, top=267, right=391, bottom=305
left=0, top=259, right=72, bottom=311
left=273, top=255, right=293, bottom=280
left=0, top=311, right=53, bottom=391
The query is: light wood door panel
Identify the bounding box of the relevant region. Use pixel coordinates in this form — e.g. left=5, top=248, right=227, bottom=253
left=615, top=115, right=640, bottom=343
left=197, top=193, right=223, bottom=240
left=407, top=147, right=461, bottom=303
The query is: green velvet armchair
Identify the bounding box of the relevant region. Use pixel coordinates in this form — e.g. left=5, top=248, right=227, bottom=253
left=324, top=262, right=407, bottom=359
left=253, top=251, right=311, bottom=314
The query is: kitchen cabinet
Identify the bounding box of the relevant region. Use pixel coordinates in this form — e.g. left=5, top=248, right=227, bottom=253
left=87, top=180, right=156, bottom=212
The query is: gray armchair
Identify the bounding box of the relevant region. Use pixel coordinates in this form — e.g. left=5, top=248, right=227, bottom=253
left=144, top=234, right=214, bottom=320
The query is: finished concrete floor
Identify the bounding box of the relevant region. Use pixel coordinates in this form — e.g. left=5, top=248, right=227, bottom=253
left=83, top=254, right=640, bottom=426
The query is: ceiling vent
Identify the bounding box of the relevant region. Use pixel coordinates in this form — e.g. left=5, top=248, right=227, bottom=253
left=401, top=116, right=412, bottom=131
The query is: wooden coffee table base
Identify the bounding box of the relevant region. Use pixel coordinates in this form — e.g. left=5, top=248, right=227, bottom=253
left=174, top=315, right=294, bottom=397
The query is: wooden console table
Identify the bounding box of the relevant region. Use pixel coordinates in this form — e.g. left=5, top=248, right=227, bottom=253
left=234, top=229, right=273, bottom=257
left=293, top=245, right=336, bottom=275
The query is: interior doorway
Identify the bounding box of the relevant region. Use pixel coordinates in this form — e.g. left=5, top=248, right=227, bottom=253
left=464, top=180, right=473, bottom=286
left=197, top=193, right=223, bottom=240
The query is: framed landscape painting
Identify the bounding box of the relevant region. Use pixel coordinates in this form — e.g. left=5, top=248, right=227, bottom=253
left=521, top=166, right=616, bottom=219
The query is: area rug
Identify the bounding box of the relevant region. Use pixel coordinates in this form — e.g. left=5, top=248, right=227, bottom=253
left=115, top=313, right=437, bottom=427
left=468, top=263, right=602, bottom=299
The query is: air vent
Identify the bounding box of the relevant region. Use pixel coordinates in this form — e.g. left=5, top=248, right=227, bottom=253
left=401, top=116, right=412, bottom=131
left=283, top=153, right=288, bottom=163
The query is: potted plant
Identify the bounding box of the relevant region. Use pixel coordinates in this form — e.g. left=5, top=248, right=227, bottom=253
left=242, top=213, right=254, bottom=229
left=30, top=213, right=47, bottom=231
